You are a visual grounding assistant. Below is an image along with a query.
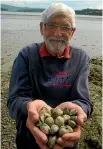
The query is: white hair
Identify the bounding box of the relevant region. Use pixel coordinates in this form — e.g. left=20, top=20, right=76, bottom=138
left=41, top=3, right=76, bottom=28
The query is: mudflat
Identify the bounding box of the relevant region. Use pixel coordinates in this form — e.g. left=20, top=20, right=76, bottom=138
left=1, top=12, right=102, bottom=72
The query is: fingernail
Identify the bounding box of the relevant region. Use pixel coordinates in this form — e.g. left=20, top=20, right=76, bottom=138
left=79, top=118, right=84, bottom=125
left=43, top=136, right=48, bottom=143
left=80, top=117, right=83, bottom=121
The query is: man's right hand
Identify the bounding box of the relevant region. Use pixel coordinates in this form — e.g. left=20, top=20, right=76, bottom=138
left=26, top=100, right=51, bottom=149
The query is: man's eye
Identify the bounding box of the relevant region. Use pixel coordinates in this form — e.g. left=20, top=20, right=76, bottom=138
left=48, top=24, right=56, bottom=29
left=62, top=27, right=70, bottom=30
left=62, top=26, right=73, bottom=31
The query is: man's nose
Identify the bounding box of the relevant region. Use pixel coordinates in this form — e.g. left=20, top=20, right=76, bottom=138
left=53, top=27, right=63, bottom=37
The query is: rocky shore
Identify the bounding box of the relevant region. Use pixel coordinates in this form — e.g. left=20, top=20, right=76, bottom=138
left=1, top=58, right=102, bottom=149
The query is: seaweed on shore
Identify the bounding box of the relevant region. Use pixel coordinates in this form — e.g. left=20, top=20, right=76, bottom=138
left=1, top=58, right=102, bottom=149
left=89, top=58, right=102, bottom=87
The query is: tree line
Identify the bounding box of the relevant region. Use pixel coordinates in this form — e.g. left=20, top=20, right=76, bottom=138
left=1, top=8, right=102, bottom=16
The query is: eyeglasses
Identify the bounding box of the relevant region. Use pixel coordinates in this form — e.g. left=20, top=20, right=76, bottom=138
left=44, top=23, right=74, bottom=34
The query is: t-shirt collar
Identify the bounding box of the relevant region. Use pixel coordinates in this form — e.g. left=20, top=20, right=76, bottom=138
left=39, top=42, right=71, bottom=59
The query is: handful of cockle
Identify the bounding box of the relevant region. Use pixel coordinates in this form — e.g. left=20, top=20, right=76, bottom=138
left=36, top=107, right=78, bottom=149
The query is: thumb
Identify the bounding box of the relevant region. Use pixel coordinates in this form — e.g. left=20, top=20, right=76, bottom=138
left=27, top=101, right=39, bottom=123
left=77, top=114, right=87, bottom=126
left=28, top=109, right=39, bottom=124
left=32, top=110, right=39, bottom=123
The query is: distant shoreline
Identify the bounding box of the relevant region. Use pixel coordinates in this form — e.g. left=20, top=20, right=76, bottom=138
left=1, top=11, right=102, bottom=19
left=1, top=4, right=102, bottom=16
left=1, top=11, right=42, bottom=16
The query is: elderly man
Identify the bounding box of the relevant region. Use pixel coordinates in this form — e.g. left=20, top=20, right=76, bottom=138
left=7, top=3, right=92, bottom=149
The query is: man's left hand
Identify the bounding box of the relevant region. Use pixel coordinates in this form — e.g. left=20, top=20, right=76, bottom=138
left=53, top=125, right=81, bottom=149
left=52, top=102, right=87, bottom=149
left=57, top=102, right=87, bottom=125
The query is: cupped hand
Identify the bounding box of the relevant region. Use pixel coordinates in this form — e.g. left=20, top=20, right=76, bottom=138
left=26, top=99, right=51, bottom=149
left=57, top=102, right=87, bottom=125
left=52, top=125, right=81, bottom=149
left=53, top=102, right=87, bottom=148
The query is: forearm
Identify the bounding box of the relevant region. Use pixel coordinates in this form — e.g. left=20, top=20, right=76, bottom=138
left=7, top=49, right=34, bottom=120
left=7, top=96, right=33, bottom=120
left=70, top=58, right=93, bottom=118
left=71, top=99, right=93, bottom=118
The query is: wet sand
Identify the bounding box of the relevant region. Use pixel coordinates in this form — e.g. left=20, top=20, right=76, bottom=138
left=1, top=12, right=102, bottom=72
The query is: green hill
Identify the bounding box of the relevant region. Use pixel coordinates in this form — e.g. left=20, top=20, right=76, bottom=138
left=1, top=4, right=102, bottom=16
left=75, top=8, right=102, bottom=16
left=17, top=8, right=44, bottom=12
left=1, top=4, right=22, bottom=11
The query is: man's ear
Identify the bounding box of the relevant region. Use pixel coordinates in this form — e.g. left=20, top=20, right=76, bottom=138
left=40, top=22, right=44, bottom=35
left=71, top=27, right=76, bottom=36
left=69, top=28, right=76, bottom=39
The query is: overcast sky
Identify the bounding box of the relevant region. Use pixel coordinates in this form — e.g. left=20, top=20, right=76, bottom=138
left=1, top=0, right=103, bottom=10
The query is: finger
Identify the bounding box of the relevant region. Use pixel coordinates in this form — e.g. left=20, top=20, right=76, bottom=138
left=57, top=137, right=64, bottom=146
left=26, top=117, right=34, bottom=130
left=35, top=137, right=49, bottom=149
left=53, top=144, right=63, bottom=149
left=57, top=102, right=79, bottom=110
left=62, top=126, right=81, bottom=141
left=63, top=140, right=74, bottom=148
left=55, top=138, right=75, bottom=148
left=33, top=126, right=48, bottom=143
left=77, top=113, right=87, bottom=125
left=26, top=119, right=47, bottom=143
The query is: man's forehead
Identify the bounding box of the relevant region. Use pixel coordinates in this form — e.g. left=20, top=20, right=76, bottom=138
left=41, top=3, right=75, bottom=28
left=48, top=14, right=72, bottom=25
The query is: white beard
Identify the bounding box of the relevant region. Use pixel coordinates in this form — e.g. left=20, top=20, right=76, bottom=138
left=44, top=36, right=69, bottom=56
